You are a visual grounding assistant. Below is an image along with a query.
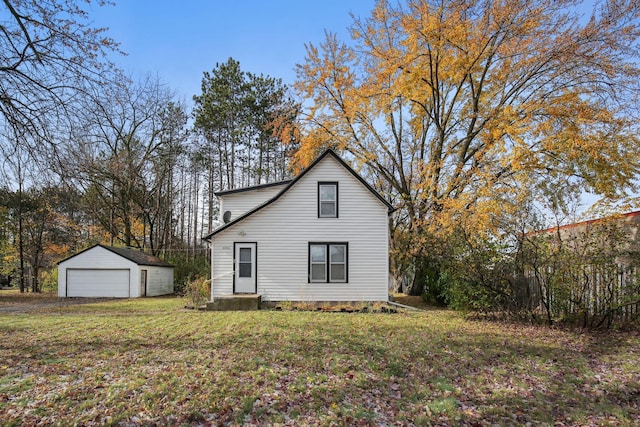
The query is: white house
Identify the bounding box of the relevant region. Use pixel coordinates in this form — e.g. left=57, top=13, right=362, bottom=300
left=203, top=149, right=394, bottom=302
left=58, top=244, right=174, bottom=298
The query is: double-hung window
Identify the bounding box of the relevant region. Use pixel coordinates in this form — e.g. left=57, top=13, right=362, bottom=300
left=318, top=182, right=338, bottom=218
left=309, top=242, right=348, bottom=283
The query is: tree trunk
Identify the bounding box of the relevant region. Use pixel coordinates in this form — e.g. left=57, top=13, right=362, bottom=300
left=17, top=163, right=25, bottom=293
left=192, top=171, right=199, bottom=255
left=404, top=253, right=429, bottom=296
left=406, top=266, right=425, bottom=296
left=123, top=211, right=132, bottom=247
left=31, top=266, right=39, bottom=293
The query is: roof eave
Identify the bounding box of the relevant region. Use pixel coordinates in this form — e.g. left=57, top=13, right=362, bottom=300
left=214, top=179, right=292, bottom=197
left=202, top=148, right=395, bottom=240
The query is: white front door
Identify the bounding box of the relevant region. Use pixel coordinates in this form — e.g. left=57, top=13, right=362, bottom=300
left=234, top=242, right=257, bottom=294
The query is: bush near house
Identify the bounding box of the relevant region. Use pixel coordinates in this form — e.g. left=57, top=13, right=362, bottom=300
left=165, top=252, right=209, bottom=294
left=184, top=275, right=209, bottom=308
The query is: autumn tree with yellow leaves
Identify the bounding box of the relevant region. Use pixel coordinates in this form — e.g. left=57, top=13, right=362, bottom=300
left=295, top=0, right=640, bottom=295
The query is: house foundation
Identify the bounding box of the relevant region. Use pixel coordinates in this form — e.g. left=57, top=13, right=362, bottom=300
left=206, top=294, right=261, bottom=311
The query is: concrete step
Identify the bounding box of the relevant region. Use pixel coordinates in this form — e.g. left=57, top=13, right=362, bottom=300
left=206, top=294, right=261, bottom=311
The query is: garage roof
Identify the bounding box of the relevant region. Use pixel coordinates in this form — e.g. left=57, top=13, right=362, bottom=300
left=58, top=244, right=174, bottom=267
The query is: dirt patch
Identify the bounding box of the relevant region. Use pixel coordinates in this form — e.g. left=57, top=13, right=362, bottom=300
left=0, top=290, right=114, bottom=313
left=392, top=294, right=438, bottom=309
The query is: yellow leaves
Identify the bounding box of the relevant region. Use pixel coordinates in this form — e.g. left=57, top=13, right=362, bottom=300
left=295, top=0, right=640, bottom=257
left=290, top=129, right=334, bottom=172
left=270, top=115, right=300, bottom=148
left=46, top=243, right=69, bottom=260
left=296, top=33, right=356, bottom=107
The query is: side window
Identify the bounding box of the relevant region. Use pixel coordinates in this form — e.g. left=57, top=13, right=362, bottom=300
left=318, top=182, right=338, bottom=218
left=309, top=244, right=327, bottom=282
left=329, top=244, right=346, bottom=282
left=309, top=242, right=348, bottom=283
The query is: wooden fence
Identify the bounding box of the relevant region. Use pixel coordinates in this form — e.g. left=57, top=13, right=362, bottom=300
left=524, top=263, right=640, bottom=323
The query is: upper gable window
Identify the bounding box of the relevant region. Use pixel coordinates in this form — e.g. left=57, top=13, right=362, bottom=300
left=318, top=182, right=338, bottom=218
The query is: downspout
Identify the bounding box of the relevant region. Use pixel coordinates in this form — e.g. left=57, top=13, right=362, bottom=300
left=208, top=238, right=214, bottom=302
left=387, top=300, right=421, bottom=311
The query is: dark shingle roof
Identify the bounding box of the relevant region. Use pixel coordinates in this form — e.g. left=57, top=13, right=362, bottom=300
left=58, top=244, right=174, bottom=267
left=101, top=245, right=174, bottom=267
left=214, top=179, right=292, bottom=196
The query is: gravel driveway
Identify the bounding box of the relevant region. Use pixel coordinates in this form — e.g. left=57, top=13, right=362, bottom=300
left=0, top=294, right=114, bottom=313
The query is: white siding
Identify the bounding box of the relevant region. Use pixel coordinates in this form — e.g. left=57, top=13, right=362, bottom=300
left=144, top=266, right=174, bottom=296
left=58, top=246, right=137, bottom=297
left=219, top=184, right=287, bottom=222
left=211, top=155, right=389, bottom=302
left=67, top=269, right=130, bottom=297
left=58, top=246, right=174, bottom=298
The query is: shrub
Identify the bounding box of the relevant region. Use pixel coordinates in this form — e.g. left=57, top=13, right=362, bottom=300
left=421, top=269, right=451, bottom=306
left=442, top=277, right=496, bottom=313
left=40, top=269, right=58, bottom=293
left=184, top=276, right=209, bottom=309
left=165, top=253, right=209, bottom=294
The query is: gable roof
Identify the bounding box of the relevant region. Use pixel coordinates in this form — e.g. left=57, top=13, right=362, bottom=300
left=203, top=149, right=394, bottom=241
left=215, top=179, right=292, bottom=197
left=58, top=244, right=174, bottom=267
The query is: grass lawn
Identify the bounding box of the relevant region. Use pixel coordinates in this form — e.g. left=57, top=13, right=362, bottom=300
left=0, top=294, right=639, bottom=426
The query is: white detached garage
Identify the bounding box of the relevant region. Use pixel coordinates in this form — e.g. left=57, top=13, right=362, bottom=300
left=58, top=244, right=174, bottom=298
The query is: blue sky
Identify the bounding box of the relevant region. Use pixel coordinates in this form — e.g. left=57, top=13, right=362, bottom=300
left=91, top=1, right=600, bottom=103
left=91, top=1, right=376, bottom=103
left=88, top=1, right=632, bottom=214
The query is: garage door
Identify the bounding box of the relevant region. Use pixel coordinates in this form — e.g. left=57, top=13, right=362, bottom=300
left=67, top=269, right=130, bottom=297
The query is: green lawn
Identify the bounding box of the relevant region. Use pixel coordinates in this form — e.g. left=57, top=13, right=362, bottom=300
left=0, top=296, right=638, bottom=426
